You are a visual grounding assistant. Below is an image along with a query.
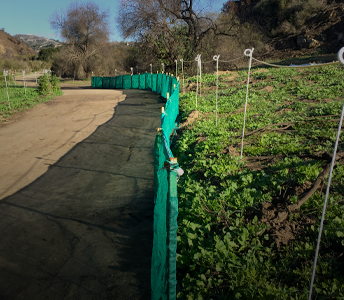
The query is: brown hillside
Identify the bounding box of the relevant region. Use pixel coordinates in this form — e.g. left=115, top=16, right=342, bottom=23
left=0, top=30, right=36, bottom=57
left=268, top=3, right=344, bottom=56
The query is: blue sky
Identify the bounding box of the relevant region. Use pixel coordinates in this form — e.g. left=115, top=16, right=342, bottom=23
left=0, top=0, right=226, bottom=41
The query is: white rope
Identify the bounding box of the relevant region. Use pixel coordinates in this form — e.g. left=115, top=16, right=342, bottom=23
left=213, top=55, right=220, bottom=126
left=308, top=46, right=344, bottom=300
left=252, top=57, right=340, bottom=69
left=240, top=48, right=254, bottom=159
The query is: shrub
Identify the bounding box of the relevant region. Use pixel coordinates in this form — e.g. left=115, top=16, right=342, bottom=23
left=50, top=75, right=60, bottom=93
left=37, top=74, right=51, bottom=95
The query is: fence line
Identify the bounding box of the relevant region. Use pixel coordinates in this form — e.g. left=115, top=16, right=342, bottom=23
left=252, top=57, right=340, bottom=68
left=91, top=73, right=181, bottom=300
left=91, top=46, right=344, bottom=299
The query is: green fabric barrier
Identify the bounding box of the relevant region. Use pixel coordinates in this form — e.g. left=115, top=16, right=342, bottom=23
left=152, top=74, right=157, bottom=93
left=161, top=83, right=179, bottom=139
left=91, top=76, right=94, bottom=87
left=103, top=77, right=111, bottom=89
left=110, top=77, right=116, bottom=89
left=94, top=77, right=103, bottom=88
left=91, top=73, right=180, bottom=300
left=161, top=74, right=168, bottom=98
left=152, top=132, right=168, bottom=300
left=115, top=76, right=123, bottom=88
left=146, top=73, right=152, bottom=91
left=123, top=75, right=132, bottom=89
left=139, top=74, right=146, bottom=90
left=157, top=73, right=162, bottom=94
left=132, top=74, right=139, bottom=89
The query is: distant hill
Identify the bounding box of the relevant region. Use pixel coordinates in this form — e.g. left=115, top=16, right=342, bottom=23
left=13, top=34, right=63, bottom=51
left=0, top=29, right=36, bottom=57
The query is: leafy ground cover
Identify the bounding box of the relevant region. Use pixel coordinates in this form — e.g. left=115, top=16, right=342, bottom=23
left=0, top=75, right=62, bottom=122
left=175, top=63, right=344, bottom=299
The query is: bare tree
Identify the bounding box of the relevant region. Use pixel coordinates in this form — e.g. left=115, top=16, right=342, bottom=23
left=117, top=0, right=238, bottom=68
left=50, top=1, right=110, bottom=78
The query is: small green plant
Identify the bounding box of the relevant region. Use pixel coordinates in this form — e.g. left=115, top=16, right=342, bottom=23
left=37, top=74, right=51, bottom=95
left=50, top=75, right=60, bottom=93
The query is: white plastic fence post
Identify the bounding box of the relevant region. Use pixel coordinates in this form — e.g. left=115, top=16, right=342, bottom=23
left=195, top=54, right=201, bottom=108
left=175, top=60, right=178, bottom=77
left=180, top=58, right=184, bottom=93
left=240, top=48, right=254, bottom=159
left=23, top=70, right=27, bottom=99
left=308, top=46, right=344, bottom=300
left=130, top=67, right=133, bottom=75
left=213, top=55, right=220, bottom=126
left=150, top=63, right=152, bottom=74
left=161, top=63, right=165, bottom=73
left=115, top=69, right=117, bottom=76
left=199, top=55, right=202, bottom=97
left=3, top=71, right=11, bottom=108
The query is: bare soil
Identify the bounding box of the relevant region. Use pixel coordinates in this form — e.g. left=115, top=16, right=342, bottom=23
left=0, top=78, right=164, bottom=299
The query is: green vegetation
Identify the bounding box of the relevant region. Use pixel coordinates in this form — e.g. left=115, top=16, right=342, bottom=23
left=0, top=75, right=62, bottom=121
left=175, top=64, right=344, bottom=299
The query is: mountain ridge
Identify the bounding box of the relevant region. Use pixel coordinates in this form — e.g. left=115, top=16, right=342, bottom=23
left=14, top=34, right=62, bottom=50
left=0, top=30, right=36, bottom=57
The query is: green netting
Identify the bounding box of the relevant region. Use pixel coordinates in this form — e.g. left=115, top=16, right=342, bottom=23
left=161, top=74, right=168, bottom=98
left=91, top=73, right=180, bottom=300
left=162, top=83, right=180, bottom=139
left=94, top=77, right=103, bottom=88
left=152, top=133, right=168, bottom=299
left=139, top=74, right=146, bottom=90
left=103, top=77, right=111, bottom=89
left=110, top=77, right=116, bottom=89
left=123, top=75, right=132, bottom=89
left=157, top=73, right=163, bottom=94
left=115, top=76, right=123, bottom=89
left=152, top=131, right=179, bottom=300
left=91, top=76, right=94, bottom=87
left=147, top=73, right=152, bottom=91
left=152, top=74, right=157, bottom=93
left=132, top=74, right=139, bottom=89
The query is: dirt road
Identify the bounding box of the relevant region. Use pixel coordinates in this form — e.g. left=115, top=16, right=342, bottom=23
left=0, top=80, right=163, bottom=299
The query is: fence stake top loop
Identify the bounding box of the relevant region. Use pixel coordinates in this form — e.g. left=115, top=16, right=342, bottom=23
left=213, top=55, right=220, bottom=61
left=244, top=48, right=254, bottom=57
left=195, top=54, right=201, bottom=62
left=337, top=47, right=344, bottom=65
left=180, top=58, right=183, bottom=62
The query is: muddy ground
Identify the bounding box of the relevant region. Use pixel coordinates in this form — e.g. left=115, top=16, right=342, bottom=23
left=0, top=75, right=164, bottom=299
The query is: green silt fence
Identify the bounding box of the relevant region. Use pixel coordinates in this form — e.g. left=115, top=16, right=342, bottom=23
left=94, top=77, right=103, bottom=88
left=139, top=73, right=146, bottom=90
left=110, top=77, right=116, bottom=89
left=91, top=73, right=180, bottom=299
left=102, top=77, right=111, bottom=89
left=132, top=74, right=139, bottom=89
left=115, top=76, right=123, bottom=89
left=123, top=75, right=132, bottom=89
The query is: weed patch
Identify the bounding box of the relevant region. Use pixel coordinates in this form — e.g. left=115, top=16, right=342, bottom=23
left=175, top=64, right=344, bottom=299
